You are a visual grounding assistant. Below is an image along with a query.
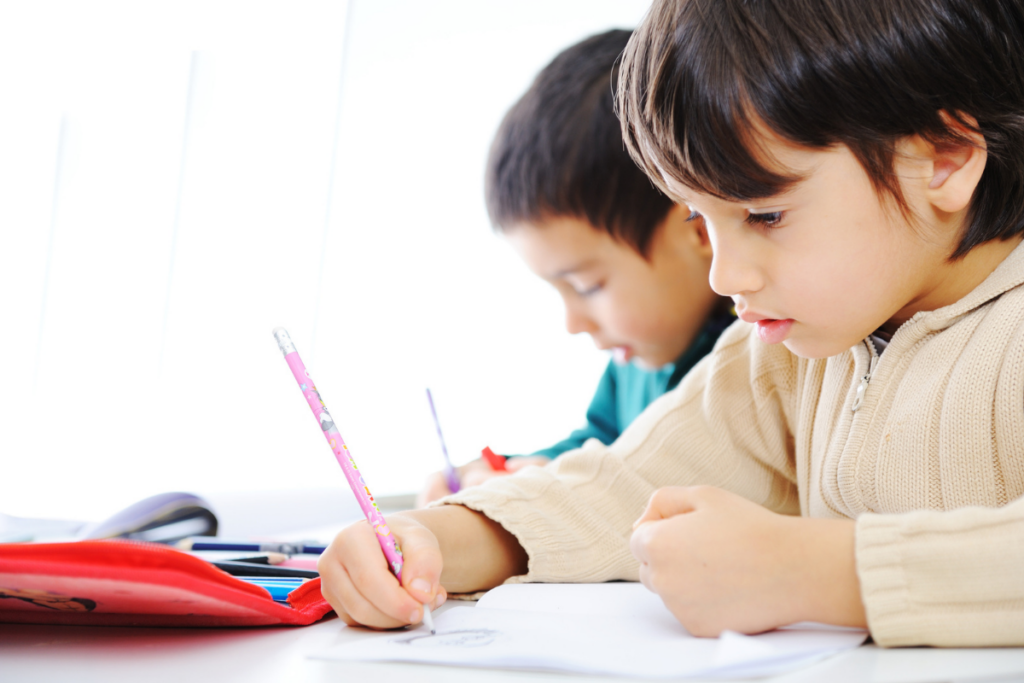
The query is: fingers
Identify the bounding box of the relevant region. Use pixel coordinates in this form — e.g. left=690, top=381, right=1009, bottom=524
left=462, top=468, right=509, bottom=487
left=318, top=519, right=445, bottom=629
left=633, top=485, right=714, bottom=529
left=457, top=458, right=493, bottom=477
left=394, top=522, right=445, bottom=605
left=637, top=559, right=655, bottom=593
left=324, top=566, right=446, bottom=629
left=505, top=456, right=550, bottom=472
left=463, top=455, right=547, bottom=485
left=326, top=561, right=409, bottom=629
left=630, top=487, right=717, bottom=565
left=630, top=515, right=659, bottom=565
left=422, top=457, right=544, bottom=500
left=318, top=522, right=410, bottom=627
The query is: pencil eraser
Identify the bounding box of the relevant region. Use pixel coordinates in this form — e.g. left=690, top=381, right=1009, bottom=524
left=273, top=328, right=296, bottom=356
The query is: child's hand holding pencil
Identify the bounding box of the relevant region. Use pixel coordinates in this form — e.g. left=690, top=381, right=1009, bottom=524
left=318, top=505, right=528, bottom=630
left=318, top=514, right=447, bottom=629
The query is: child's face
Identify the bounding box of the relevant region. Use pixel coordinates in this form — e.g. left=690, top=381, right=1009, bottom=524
left=663, top=136, right=997, bottom=359
left=505, top=207, right=720, bottom=369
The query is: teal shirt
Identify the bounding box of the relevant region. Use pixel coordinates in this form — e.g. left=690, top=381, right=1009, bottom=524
left=530, top=312, right=733, bottom=459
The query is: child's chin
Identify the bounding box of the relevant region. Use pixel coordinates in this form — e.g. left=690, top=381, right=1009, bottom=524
left=782, top=337, right=850, bottom=360
left=633, top=356, right=668, bottom=371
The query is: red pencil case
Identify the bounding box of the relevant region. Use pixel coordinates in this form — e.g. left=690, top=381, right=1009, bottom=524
left=0, top=540, right=334, bottom=627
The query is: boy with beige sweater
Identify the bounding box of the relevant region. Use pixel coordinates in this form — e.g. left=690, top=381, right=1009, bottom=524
left=317, top=0, right=1024, bottom=647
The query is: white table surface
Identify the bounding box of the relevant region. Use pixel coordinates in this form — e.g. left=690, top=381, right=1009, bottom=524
left=4, top=600, right=1024, bottom=683
left=4, top=490, right=1024, bottom=683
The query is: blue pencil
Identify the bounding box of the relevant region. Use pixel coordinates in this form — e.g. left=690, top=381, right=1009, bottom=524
left=238, top=576, right=306, bottom=601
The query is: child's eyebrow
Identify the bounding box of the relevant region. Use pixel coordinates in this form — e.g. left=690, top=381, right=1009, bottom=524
left=553, top=260, right=599, bottom=279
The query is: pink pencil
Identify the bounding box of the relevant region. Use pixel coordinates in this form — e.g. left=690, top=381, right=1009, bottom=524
left=273, top=328, right=434, bottom=633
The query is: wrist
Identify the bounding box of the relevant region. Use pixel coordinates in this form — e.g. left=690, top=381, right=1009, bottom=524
left=786, top=517, right=867, bottom=628
left=395, top=505, right=527, bottom=593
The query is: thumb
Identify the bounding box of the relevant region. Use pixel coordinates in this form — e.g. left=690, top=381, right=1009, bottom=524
left=633, top=486, right=706, bottom=529
left=393, top=521, right=445, bottom=604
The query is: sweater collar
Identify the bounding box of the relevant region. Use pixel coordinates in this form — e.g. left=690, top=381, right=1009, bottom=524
left=897, top=237, right=1024, bottom=336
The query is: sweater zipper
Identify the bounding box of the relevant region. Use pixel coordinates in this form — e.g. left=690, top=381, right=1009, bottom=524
left=851, top=338, right=879, bottom=412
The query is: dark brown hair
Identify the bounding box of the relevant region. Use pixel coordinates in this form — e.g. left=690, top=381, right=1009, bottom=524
left=486, top=29, right=673, bottom=257
left=618, top=0, right=1024, bottom=258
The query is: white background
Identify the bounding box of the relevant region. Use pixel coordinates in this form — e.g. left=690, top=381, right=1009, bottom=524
left=0, top=0, right=653, bottom=521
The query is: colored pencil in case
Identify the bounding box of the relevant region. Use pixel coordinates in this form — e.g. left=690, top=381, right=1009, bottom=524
left=209, top=560, right=318, bottom=578
left=273, top=328, right=435, bottom=633
left=238, top=576, right=306, bottom=602
left=425, top=388, right=460, bottom=493
left=192, top=552, right=287, bottom=565
left=177, top=539, right=328, bottom=555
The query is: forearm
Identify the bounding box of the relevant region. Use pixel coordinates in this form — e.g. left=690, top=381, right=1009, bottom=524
left=395, top=505, right=528, bottom=593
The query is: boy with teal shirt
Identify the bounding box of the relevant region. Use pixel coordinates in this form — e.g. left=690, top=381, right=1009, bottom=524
left=419, top=29, right=729, bottom=503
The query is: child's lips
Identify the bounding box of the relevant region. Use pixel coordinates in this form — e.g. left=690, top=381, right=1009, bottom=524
left=755, top=318, right=795, bottom=344
left=612, top=346, right=633, bottom=364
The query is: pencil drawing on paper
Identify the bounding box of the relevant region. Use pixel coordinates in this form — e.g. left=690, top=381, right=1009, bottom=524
left=391, top=629, right=500, bottom=648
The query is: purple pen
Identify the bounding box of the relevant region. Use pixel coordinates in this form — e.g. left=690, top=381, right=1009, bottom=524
left=425, top=388, right=461, bottom=493
left=273, top=328, right=434, bottom=633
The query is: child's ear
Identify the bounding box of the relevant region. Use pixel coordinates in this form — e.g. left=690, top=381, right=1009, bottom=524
left=666, top=204, right=713, bottom=258
left=688, top=212, right=713, bottom=259
left=923, top=112, right=987, bottom=214
left=691, top=213, right=711, bottom=247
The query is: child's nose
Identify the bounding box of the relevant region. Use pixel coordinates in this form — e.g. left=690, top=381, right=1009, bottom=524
left=565, top=304, right=599, bottom=336
left=708, top=240, right=763, bottom=297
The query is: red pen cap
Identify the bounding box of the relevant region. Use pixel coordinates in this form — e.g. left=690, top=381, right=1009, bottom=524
left=481, top=446, right=507, bottom=471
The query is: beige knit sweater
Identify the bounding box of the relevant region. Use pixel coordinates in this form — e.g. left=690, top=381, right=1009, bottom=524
left=443, top=240, right=1024, bottom=648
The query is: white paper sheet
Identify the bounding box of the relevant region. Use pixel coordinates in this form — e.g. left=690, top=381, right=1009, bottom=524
left=478, top=583, right=865, bottom=634
left=314, top=583, right=867, bottom=678
left=478, top=581, right=677, bottom=623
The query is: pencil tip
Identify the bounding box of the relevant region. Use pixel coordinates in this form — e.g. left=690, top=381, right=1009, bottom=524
left=421, top=602, right=436, bottom=634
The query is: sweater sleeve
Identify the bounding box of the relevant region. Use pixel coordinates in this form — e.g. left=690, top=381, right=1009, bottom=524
left=856, top=495, right=1024, bottom=647
left=439, top=321, right=802, bottom=584
left=530, top=360, right=621, bottom=459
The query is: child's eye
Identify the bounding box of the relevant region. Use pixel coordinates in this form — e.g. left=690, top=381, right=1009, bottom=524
left=685, top=210, right=703, bottom=222
left=745, top=211, right=784, bottom=229
left=575, top=283, right=604, bottom=297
